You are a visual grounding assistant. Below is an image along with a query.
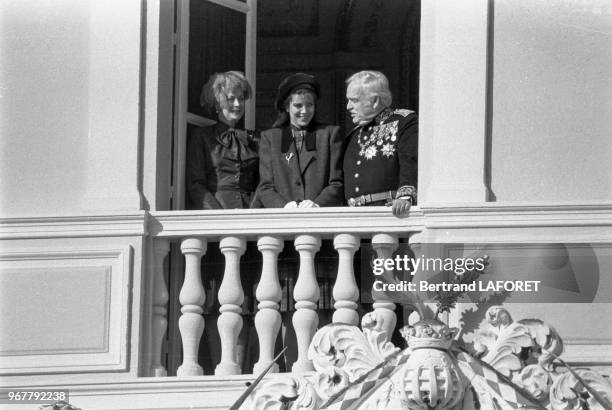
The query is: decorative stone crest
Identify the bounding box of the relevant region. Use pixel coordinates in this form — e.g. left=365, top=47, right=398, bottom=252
left=240, top=306, right=612, bottom=409
left=396, top=320, right=464, bottom=409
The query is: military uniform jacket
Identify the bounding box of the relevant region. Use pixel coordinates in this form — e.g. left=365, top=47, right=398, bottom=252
left=257, top=123, right=344, bottom=208
left=343, top=108, right=418, bottom=203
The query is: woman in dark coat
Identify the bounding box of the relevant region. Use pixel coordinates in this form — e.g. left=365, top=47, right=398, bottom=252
left=186, top=71, right=259, bottom=209
left=256, top=73, right=344, bottom=208
left=185, top=71, right=260, bottom=374
left=256, top=73, right=343, bottom=370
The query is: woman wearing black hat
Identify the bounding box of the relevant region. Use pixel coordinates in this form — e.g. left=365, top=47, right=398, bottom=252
left=256, top=73, right=344, bottom=208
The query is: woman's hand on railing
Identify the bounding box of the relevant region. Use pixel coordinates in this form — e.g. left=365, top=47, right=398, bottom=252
left=298, top=200, right=319, bottom=208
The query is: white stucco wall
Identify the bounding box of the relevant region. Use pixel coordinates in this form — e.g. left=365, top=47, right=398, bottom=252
left=0, top=0, right=143, bottom=217
left=491, top=0, right=612, bottom=202
left=0, top=0, right=90, bottom=217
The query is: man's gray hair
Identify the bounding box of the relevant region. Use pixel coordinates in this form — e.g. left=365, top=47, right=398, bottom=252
left=346, top=70, right=392, bottom=107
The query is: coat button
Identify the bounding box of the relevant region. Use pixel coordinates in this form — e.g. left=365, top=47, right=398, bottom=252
left=354, top=173, right=359, bottom=178
left=356, top=160, right=361, bottom=165
left=355, top=187, right=360, bottom=192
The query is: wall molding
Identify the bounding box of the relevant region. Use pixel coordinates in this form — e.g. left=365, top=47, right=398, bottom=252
left=0, top=245, right=133, bottom=375
left=0, top=212, right=147, bottom=239
left=422, top=202, right=612, bottom=228
left=564, top=343, right=612, bottom=363
left=0, top=376, right=263, bottom=409
left=420, top=202, right=612, bottom=243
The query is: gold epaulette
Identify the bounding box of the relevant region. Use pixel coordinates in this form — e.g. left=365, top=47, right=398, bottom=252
left=393, top=109, right=415, bottom=117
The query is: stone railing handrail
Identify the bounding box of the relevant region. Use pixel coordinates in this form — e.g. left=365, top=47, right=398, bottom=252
left=148, top=207, right=425, bottom=239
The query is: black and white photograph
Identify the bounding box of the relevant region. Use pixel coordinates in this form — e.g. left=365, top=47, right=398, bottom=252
left=1, top=0, right=611, bottom=409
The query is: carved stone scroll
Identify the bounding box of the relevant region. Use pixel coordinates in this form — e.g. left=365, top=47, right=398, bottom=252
left=241, top=305, right=612, bottom=409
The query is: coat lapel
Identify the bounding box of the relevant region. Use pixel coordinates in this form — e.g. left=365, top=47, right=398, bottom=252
left=280, top=127, right=302, bottom=178
left=299, top=130, right=317, bottom=174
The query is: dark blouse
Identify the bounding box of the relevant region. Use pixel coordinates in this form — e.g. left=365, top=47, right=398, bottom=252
left=186, top=122, right=260, bottom=209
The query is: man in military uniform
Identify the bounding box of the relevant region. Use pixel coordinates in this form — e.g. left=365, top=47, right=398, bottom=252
left=343, top=70, right=417, bottom=216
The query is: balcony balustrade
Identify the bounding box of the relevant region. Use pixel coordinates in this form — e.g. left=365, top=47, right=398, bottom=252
left=147, top=207, right=425, bottom=377
left=0, top=204, right=610, bottom=409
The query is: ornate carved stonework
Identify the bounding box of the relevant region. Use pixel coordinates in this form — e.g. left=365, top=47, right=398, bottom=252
left=241, top=306, right=612, bottom=409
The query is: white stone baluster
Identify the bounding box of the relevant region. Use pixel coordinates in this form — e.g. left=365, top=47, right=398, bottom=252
left=332, top=234, right=360, bottom=325
left=215, top=236, right=247, bottom=375
left=151, top=239, right=170, bottom=376
left=253, top=236, right=284, bottom=375
left=292, top=235, right=321, bottom=373
left=371, top=233, right=399, bottom=341
left=177, top=237, right=207, bottom=377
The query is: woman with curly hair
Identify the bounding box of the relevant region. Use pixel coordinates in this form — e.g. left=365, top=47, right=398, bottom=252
left=186, top=70, right=260, bottom=209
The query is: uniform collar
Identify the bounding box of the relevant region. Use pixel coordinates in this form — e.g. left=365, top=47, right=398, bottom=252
left=347, top=108, right=394, bottom=137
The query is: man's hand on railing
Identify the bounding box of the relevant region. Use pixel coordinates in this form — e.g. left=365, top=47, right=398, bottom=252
left=391, top=197, right=412, bottom=217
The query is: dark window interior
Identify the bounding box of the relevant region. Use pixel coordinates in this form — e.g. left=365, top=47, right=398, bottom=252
left=187, top=0, right=420, bottom=131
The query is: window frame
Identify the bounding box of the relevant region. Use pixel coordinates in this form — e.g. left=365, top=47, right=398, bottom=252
left=172, top=0, right=257, bottom=211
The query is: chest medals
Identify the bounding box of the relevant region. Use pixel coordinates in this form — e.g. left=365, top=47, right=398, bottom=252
left=357, top=120, right=399, bottom=160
